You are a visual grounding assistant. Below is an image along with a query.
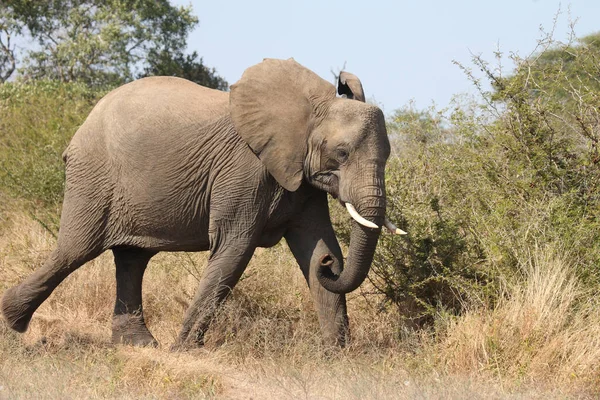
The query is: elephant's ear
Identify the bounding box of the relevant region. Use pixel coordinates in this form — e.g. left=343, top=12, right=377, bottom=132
left=230, top=58, right=335, bottom=191
left=337, top=71, right=366, bottom=102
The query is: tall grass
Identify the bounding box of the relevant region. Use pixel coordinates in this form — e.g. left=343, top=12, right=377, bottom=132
left=439, top=247, right=600, bottom=387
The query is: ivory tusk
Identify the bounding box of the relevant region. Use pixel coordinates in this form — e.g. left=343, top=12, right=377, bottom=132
left=345, top=203, right=379, bottom=229
left=384, top=217, right=407, bottom=235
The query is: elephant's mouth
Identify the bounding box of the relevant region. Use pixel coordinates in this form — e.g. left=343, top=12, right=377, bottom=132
left=310, top=171, right=340, bottom=198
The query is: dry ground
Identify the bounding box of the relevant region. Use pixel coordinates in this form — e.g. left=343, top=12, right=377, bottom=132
left=0, top=211, right=598, bottom=399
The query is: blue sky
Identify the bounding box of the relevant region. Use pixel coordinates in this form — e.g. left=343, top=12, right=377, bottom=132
left=172, top=0, right=600, bottom=114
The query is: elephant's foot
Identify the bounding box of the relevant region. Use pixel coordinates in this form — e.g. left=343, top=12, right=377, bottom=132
left=319, top=313, right=350, bottom=350
left=170, top=340, right=205, bottom=352
left=321, top=332, right=348, bottom=351
left=111, top=313, right=158, bottom=347
left=1, top=285, right=34, bottom=333
left=170, top=328, right=205, bottom=352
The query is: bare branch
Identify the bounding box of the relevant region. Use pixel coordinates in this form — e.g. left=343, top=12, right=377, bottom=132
left=0, top=29, right=16, bottom=82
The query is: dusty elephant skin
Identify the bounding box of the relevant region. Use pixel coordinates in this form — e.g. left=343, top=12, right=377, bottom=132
left=1, top=58, right=394, bottom=349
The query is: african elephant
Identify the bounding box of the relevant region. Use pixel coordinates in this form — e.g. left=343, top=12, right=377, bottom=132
left=1, top=58, right=403, bottom=349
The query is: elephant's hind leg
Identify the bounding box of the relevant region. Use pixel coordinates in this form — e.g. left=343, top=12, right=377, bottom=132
left=2, top=185, right=108, bottom=333
left=111, top=247, right=158, bottom=347
left=1, top=247, right=103, bottom=333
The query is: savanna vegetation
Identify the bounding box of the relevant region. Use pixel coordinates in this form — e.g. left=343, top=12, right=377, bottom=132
left=1, top=2, right=600, bottom=398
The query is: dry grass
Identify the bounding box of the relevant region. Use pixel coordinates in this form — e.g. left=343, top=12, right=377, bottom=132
left=438, top=248, right=600, bottom=391
left=1, top=210, right=599, bottom=399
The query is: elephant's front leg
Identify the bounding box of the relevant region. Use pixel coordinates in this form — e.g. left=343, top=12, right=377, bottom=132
left=172, top=242, right=255, bottom=350
left=285, top=194, right=349, bottom=347
left=306, top=249, right=349, bottom=347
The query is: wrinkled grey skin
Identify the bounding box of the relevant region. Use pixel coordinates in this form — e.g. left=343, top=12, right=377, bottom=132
left=1, top=59, right=390, bottom=349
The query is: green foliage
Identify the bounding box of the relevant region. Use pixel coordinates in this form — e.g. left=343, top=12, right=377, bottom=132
left=0, top=81, right=105, bottom=233
left=2, top=0, right=208, bottom=86
left=387, top=103, right=449, bottom=144
left=494, top=32, right=600, bottom=104
left=366, top=108, right=494, bottom=325
left=482, top=36, right=600, bottom=203
left=477, top=33, right=600, bottom=279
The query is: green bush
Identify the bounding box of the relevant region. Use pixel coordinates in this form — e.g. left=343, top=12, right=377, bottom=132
left=0, top=80, right=107, bottom=233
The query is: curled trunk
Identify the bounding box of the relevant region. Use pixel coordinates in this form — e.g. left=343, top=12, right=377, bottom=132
left=317, top=188, right=385, bottom=294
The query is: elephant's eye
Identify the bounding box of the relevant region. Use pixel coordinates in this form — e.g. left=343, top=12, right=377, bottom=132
left=335, top=148, right=349, bottom=163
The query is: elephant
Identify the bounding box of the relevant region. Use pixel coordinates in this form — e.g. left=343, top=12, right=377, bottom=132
left=1, top=58, right=404, bottom=349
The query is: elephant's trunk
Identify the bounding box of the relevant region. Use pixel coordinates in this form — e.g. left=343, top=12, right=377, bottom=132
left=317, top=183, right=385, bottom=294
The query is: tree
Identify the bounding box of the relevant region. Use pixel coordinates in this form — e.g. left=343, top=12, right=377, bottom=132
left=1, top=0, right=220, bottom=87
left=140, top=49, right=228, bottom=90
left=388, top=103, right=449, bottom=145
left=0, top=7, right=19, bottom=82
left=481, top=32, right=600, bottom=199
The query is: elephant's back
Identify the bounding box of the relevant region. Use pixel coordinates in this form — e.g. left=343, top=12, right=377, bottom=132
left=101, top=76, right=228, bottom=122
left=104, top=76, right=228, bottom=111
left=70, top=77, right=228, bottom=149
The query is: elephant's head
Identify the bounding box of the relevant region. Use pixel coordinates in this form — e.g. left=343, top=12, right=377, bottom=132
left=230, top=58, right=402, bottom=294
